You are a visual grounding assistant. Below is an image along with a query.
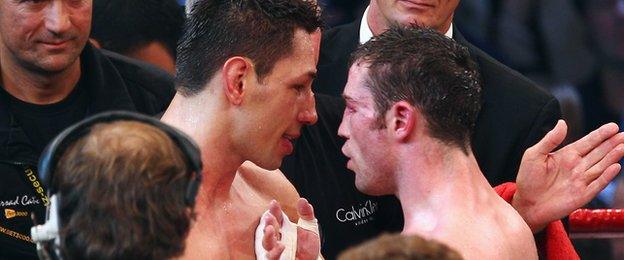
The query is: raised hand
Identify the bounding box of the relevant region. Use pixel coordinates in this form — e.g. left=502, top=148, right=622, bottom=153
left=259, top=199, right=321, bottom=260
left=513, top=120, right=624, bottom=232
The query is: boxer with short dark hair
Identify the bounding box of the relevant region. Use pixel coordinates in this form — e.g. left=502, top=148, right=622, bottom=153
left=338, top=26, right=537, bottom=259
left=161, top=0, right=324, bottom=258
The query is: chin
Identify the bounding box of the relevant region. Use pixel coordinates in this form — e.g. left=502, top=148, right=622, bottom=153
left=356, top=179, right=392, bottom=196
left=254, top=158, right=282, bottom=171
left=34, top=57, right=80, bottom=73
left=356, top=182, right=379, bottom=196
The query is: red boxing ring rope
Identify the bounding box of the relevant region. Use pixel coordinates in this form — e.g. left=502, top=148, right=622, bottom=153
left=569, top=209, right=624, bottom=239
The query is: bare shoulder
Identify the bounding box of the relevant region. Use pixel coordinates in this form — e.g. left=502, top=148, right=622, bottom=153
left=497, top=203, right=538, bottom=259
left=238, top=161, right=300, bottom=219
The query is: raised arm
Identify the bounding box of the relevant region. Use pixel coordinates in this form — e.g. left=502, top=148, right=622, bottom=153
left=513, top=120, right=624, bottom=232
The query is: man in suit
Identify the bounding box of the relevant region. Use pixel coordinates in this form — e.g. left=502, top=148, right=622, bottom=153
left=281, top=1, right=561, bottom=258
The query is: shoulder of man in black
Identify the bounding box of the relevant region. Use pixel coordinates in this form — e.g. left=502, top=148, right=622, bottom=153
left=98, top=48, right=175, bottom=115
left=455, top=30, right=562, bottom=185
left=313, top=21, right=360, bottom=97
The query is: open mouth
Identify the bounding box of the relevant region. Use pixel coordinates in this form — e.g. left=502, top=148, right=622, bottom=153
left=282, top=134, right=299, bottom=143
left=280, top=134, right=300, bottom=154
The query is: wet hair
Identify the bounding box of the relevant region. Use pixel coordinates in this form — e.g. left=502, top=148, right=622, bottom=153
left=56, top=121, right=193, bottom=259
left=175, top=0, right=322, bottom=96
left=350, top=26, right=482, bottom=153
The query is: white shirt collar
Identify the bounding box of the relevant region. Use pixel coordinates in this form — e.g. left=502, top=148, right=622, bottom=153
left=359, top=5, right=453, bottom=44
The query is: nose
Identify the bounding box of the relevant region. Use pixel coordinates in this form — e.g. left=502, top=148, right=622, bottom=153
left=44, top=1, right=72, bottom=36
left=298, top=91, right=318, bottom=125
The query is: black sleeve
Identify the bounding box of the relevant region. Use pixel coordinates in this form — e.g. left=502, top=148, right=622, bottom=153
left=521, top=97, right=562, bottom=152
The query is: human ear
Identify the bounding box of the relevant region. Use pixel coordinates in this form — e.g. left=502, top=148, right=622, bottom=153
left=222, top=57, right=252, bottom=105
left=387, top=101, right=415, bottom=142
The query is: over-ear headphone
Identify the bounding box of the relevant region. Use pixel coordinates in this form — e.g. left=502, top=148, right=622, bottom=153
left=31, top=111, right=203, bottom=260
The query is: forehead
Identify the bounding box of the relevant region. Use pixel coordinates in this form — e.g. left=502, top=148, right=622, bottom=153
left=344, top=63, right=373, bottom=100
left=267, top=28, right=320, bottom=81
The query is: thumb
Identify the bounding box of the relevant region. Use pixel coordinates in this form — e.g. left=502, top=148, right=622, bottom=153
left=531, top=120, right=567, bottom=155
left=297, top=198, right=315, bottom=221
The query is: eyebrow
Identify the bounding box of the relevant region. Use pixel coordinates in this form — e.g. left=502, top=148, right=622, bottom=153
left=290, top=70, right=317, bottom=84
left=342, top=94, right=357, bottom=103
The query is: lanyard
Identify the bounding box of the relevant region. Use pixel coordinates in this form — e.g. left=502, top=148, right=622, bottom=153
left=20, top=165, right=49, bottom=207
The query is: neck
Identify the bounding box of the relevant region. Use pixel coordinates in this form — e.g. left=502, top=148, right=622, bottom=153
left=0, top=56, right=81, bottom=105
left=367, top=1, right=389, bottom=36
left=395, top=141, right=493, bottom=234
left=161, top=91, right=244, bottom=201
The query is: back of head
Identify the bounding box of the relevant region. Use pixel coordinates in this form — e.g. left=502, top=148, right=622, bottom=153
left=175, top=0, right=322, bottom=96
left=338, top=233, right=463, bottom=260
left=350, top=26, right=482, bottom=153
left=55, top=121, right=191, bottom=259
left=91, top=0, right=185, bottom=58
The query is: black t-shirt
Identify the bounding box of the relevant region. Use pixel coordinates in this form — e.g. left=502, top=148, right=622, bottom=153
left=0, top=79, right=88, bottom=259
left=281, top=94, right=403, bottom=260
left=3, top=83, right=89, bottom=155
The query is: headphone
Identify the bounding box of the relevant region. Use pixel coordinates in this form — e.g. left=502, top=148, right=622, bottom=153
left=31, top=111, right=203, bottom=260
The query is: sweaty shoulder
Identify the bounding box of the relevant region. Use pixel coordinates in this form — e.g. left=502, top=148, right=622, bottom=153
left=101, top=49, right=175, bottom=115
left=238, top=161, right=300, bottom=220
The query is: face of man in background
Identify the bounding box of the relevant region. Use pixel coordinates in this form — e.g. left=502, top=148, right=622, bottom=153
left=0, top=0, right=92, bottom=74
left=338, top=63, right=395, bottom=196
left=371, top=0, right=459, bottom=33
left=232, top=29, right=320, bottom=170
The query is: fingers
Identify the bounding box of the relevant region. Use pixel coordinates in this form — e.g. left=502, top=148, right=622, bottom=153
left=262, top=225, right=278, bottom=251
left=568, top=122, right=619, bottom=156
left=269, top=200, right=284, bottom=225
left=262, top=223, right=285, bottom=260
left=297, top=198, right=315, bottom=221
left=586, top=163, right=621, bottom=201
left=266, top=243, right=285, bottom=260
left=584, top=143, right=624, bottom=181
left=581, top=133, right=624, bottom=172
left=529, top=120, right=567, bottom=156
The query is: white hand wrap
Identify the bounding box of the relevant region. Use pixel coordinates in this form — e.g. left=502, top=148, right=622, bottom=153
left=255, top=210, right=322, bottom=260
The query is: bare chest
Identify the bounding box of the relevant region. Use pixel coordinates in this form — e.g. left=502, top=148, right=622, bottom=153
left=181, top=184, right=278, bottom=259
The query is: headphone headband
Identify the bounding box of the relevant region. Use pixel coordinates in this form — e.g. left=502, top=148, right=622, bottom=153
left=38, top=110, right=203, bottom=206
